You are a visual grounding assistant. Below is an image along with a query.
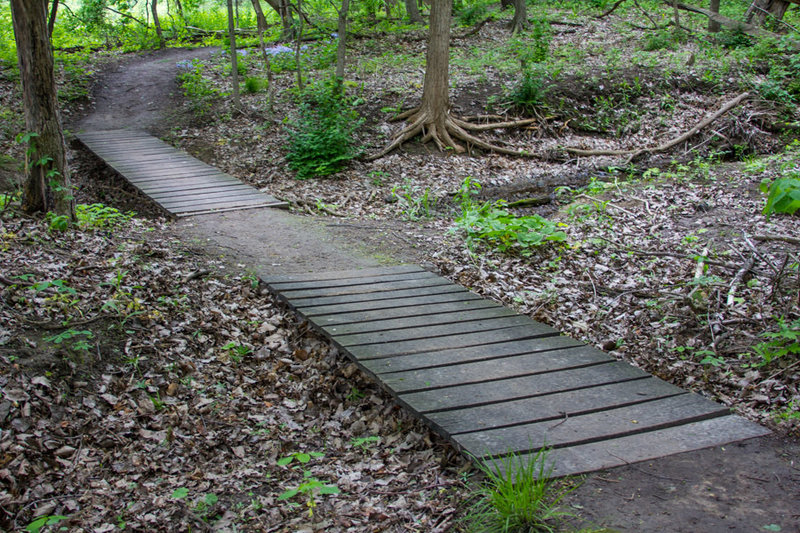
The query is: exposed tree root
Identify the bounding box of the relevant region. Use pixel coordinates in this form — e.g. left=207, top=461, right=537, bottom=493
left=368, top=108, right=543, bottom=160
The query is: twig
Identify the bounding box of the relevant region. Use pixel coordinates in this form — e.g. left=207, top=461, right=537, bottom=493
left=564, top=92, right=750, bottom=159
left=753, top=234, right=800, bottom=246
left=726, top=254, right=755, bottom=306
left=548, top=411, right=569, bottom=429
left=759, top=359, right=800, bottom=385
left=596, top=0, right=627, bottom=19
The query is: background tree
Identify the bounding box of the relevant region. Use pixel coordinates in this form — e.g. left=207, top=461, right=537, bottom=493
left=10, top=0, right=74, bottom=217
left=510, top=0, right=528, bottom=33
left=404, top=0, right=424, bottom=24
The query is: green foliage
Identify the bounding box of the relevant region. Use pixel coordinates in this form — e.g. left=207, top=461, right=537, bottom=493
left=751, top=316, right=800, bottom=367
left=44, top=329, right=94, bottom=360
left=715, top=29, right=754, bottom=50
left=642, top=29, right=679, bottom=52
left=285, top=78, right=363, bottom=179
left=244, top=76, right=268, bottom=93
left=278, top=470, right=341, bottom=517
left=277, top=451, right=325, bottom=466
left=351, top=435, right=380, bottom=452
left=760, top=168, right=800, bottom=220
left=454, top=178, right=567, bottom=256
left=457, top=2, right=489, bottom=26
left=507, top=64, right=549, bottom=114
left=76, top=203, right=135, bottom=230
left=25, top=515, right=69, bottom=533
left=462, top=447, right=574, bottom=533
left=391, top=179, right=437, bottom=220
left=177, top=59, right=222, bottom=117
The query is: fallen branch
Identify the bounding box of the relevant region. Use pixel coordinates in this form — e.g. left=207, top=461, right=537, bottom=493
left=564, top=92, right=750, bottom=160
left=753, top=234, right=800, bottom=246
left=727, top=254, right=756, bottom=306
left=597, top=0, right=628, bottom=18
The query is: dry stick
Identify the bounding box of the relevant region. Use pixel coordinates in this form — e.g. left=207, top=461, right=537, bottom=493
left=726, top=254, right=756, bottom=306
left=753, top=234, right=800, bottom=246
left=597, top=0, right=628, bottom=19
left=564, top=92, right=750, bottom=159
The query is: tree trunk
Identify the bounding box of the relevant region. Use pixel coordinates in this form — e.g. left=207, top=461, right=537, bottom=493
left=227, top=0, right=241, bottom=108
left=510, top=0, right=528, bottom=33
left=174, top=0, right=186, bottom=23
left=47, top=0, right=58, bottom=38
left=746, top=0, right=793, bottom=26
left=294, top=0, right=304, bottom=89
left=10, top=0, right=73, bottom=217
left=251, top=0, right=268, bottom=36
left=151, top=0, right=165, bottom=47
left=418, top=0, right=452, bottom=140
left=708, top=0, right=720, bottom=32
left=263, top=0, right=293, bottom=39
left=335, top=0, right=351, bottom=82
left=404, top=0, right=423, bottom=24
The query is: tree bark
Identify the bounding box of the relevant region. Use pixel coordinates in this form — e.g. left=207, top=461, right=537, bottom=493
left=263, top=0, right=293, bottom=39
left=10, top=0, right=73, bottom=217
left=417, top=0, right=452, bottom=146
left=151, top=0, right=165, bottom=48
left=510, top=0, right=528, bottom=33
left=708, top=0, right=720, bottom=32
left=404, top=0, right=423, bottom=24
left=47, top=0, right=58, bottom=38
left=335, top=0, right=351, bottom=82
left=746, top=0, right=793, bottom=26
left=227, top=0, right=241, bottom=108
left=251, top=0, right=268, bottom=36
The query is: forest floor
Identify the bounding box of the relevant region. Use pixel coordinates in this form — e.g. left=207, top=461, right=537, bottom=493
left=2, top=3, right=800, bottom=532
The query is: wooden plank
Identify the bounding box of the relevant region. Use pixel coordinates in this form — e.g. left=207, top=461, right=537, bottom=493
left=454, top=393, right=729, bottom=457
left=109, top=161, right=214, bottom=175
left=284, top=284, right=470, bottom=309
left=141, top=182, right=254, bottom=196
left=380, top=344, right=611, bottom=393
left=158, top=191, right=270, bottom=209
left=154, top=187, right=265, bottom=204
left=347, top=323, right=560, bottom=360
left=124, top=170, right=237, bottom=183
left=334, top=314, right=539, bottom=347
left=299, top=290, right=484, bottom=317
left=320, top=304, right=513, bottom=333
left=542, top=416, right=770, bottom=478
left=149, top=185, right=255, bottom=200
left=166, top=197, right=276, bottom=214
left=361, top=335, right=584, bottom=375
left=427, top=377, right=683, bottom=434
left=399, top=361, right=648, bottom=413
left=262, top=265, right=425, bottom=284
left=280, top=276, right=453, bottom=300
left=268, top=270, right=438, bottom=291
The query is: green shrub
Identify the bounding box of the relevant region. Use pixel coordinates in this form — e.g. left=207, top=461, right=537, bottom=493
left=751, top=317, right=800, bottom=367
left=177, top=59, right=221, bottom=117
left=453, top=178, right=566, bottom=255
left=642, top=30, right=679, bottom=51
left=761, top=174, right=800, bottom=219
left=285, top=79, right=363, bottom=179
left=244, top=76, right=268, bottom=93
left=462, top=447, right=575, bottom=533
left=507, top=65, right=549, bottom=114
left=457, top=3, right=488, bottom=26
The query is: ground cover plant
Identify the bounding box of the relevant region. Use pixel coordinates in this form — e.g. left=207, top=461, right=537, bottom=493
left=2, top=0, right=800, bottom=530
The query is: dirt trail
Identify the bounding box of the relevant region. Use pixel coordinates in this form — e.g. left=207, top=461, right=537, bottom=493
left=79, top=48, right=800, bottom=533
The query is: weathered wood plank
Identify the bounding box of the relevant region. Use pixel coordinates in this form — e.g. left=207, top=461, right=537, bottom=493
left=334, top=314, right=539, bottom=347
left=167, top=197, right=277, bottom=213
left=427, top=377, right=682, bottom=434
left=454, top=393, right=729, bottom=457
left=280, top=276, right=455, bottom=300
left=542, top=416, right=770, bottom=478
left=361, top=335, right=584, bottom=375
left=143, top=182, right=254, bottom=196
left=321, top=305, right=515, bottom=335
left=399, top=361, right=647, bottom=413
left=347, top=323, right=560, bottom=360
left=125, top=170, right=238, bottom=183
left=312, top=298, right=501, bottom=327
left=262, top=265, right=425, bottom=284
left=380, top=344, right=612, bottom=393
left=286, top=284, right=470, bottom=309
left=157, top=189, right=267, bottom=206
left=298, top=289, right=482, bottom=317
left=268, top=270, right=437, bottom=291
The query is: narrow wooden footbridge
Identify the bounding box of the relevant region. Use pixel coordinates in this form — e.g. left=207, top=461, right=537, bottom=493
left=76, top=129, right=286, bottom=216
left=77, top=130, right=768, bottom=476
left=264, top=265, right=769, bottom=477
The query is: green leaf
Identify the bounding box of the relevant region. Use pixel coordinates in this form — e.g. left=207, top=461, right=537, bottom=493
left=276, top=456, right=293, bottom=466
left=278, top=488, right=299, bottom=501
left=762, top=525, right=781, bottom=531
left=171, top=487, right=189, bottom=500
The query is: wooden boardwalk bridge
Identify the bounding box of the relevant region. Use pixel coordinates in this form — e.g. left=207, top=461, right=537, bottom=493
left=263, top=265, right=769, bottom=477
left=76, top=130, right=286, bottom=217
left=76, top=129, right=768, bottom=476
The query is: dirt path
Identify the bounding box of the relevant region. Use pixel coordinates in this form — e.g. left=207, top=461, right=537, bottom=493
left=79, top=48, right=800, bottom=533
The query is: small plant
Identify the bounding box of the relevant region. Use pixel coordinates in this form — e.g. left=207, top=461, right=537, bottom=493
left=243, top=76, right=267, bottom=93
left=285, top=78, right=363, bottom=179
left=278, top=470, right=341, bottom=517
left=277, top=451, right=325, bottom=467
left=391, top=179, right=437, bottom=220
left=75, top=203, right=135, bottom=230
left=453, top=178, right=566, bottom=256
left=760, top=173, right=800, bottom=220
left=25, top=514, right=69, bottom=533
left=351, top=435, right=380, bottom=452
left=462, top=447, right=575, bottom=533
left=751, top=316, right=800, bottom=367
left=44, top=328, right=94, bottom=359
left=221, top=341, right=251, bottom=363
left=506, top=65, right=548, bottom=114
left=177, top=59, right=221, bottom=117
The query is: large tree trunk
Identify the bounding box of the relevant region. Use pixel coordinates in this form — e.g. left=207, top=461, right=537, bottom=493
left=746, top=0, right=794, bottom=26
left=416, top=0, right=452, bottom=148
left=10, top=0, right=73, bottom=217
left=251, top=0, right=268, bottom=36
left=404, top=0, right=423, bottom=24
left=510, top=0, right=528, bottom=33
left=151, top=0, right=165, bottom=47
left=335, top=0, right=351, bottom=81
left=264, top=0, right=293, bottom=39
left=227, top=0, right=241, bottom=107
left=708, top=0, right=720, bottom=32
